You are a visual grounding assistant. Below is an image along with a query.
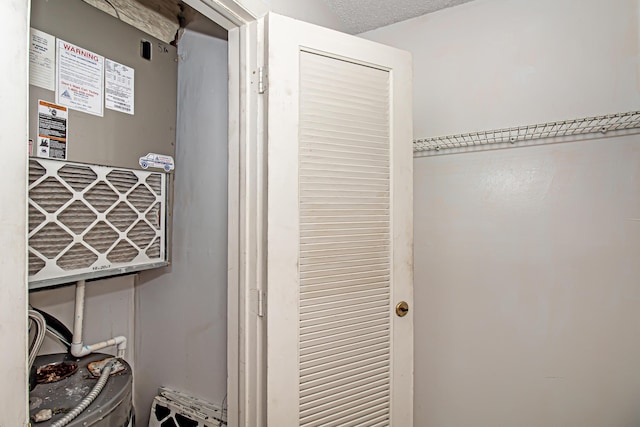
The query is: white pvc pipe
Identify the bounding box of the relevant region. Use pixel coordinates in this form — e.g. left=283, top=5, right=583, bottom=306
left=77, top=336, right=127, bottom=358
left=71, top=280, right=86, bottom=354
left=70, top=280, right=128, bottom=358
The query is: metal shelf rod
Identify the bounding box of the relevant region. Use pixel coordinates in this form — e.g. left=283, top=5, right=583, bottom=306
left=413, top=110, right=640, bottom=155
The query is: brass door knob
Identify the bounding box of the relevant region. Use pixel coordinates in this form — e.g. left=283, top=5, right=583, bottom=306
left=395, top=301, right=409, bottom=317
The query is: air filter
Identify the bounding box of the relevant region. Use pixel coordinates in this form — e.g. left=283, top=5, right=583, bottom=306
left=28, top=158, right=167, bottom=289
left=149, top=388, right=226, bottom=427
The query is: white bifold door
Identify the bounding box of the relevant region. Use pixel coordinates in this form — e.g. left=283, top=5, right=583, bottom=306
left=241, top=12, right=413, bottom=427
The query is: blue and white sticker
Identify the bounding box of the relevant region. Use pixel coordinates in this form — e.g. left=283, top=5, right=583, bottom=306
left=139, top=153, right=175, bottom=172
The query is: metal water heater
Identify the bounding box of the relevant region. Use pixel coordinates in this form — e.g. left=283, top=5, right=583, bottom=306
left=30, top=353, right=133, bottom=427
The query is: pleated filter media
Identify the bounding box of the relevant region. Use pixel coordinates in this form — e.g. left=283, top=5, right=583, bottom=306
left=28, top=158, right=168, bottom=288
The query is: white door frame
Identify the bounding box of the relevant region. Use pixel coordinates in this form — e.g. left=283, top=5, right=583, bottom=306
left=2, top=1, right=29, bottom=425
left=183, top=3, right=266, bottom=426
left=10, top=1, right=265, bottom=425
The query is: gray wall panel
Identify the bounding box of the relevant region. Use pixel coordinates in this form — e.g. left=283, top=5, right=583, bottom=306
left=30, top=0, right=177, bottom=170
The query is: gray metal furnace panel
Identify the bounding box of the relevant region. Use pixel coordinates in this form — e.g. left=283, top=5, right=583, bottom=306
left=29, top=0, right=177, bottom=171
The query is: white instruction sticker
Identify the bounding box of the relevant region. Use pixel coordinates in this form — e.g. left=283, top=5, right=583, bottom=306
left=56, top=39, right=104, bottom=116
left=105, top=59, right=135, bottom=115
left=139, top=153, right=175, bottom=172
left=29, top=28, right=56, bottom=91
left=37, top=100, right=68, bottom=159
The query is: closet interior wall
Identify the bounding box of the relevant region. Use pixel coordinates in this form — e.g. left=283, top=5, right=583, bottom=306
left=135, top=28, right=229, bottom=427
left=362, top=0, right=640, bottom=426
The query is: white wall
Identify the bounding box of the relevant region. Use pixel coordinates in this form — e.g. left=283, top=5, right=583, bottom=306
left=135, top=29, right=228, bottom=426
left=413, top=137, right=640, bottom=427
left=362, top=0, right=640, bottom=426
left=362, top=0, right=639, bottom=139
left=0, top=1, right=29, bottom=425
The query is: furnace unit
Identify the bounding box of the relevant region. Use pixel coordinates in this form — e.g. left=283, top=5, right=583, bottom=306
left=28, top=0, right=177, bottom=289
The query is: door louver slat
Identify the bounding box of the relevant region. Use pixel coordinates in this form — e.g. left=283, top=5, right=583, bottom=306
left=298, top=51, right=391, bottom=426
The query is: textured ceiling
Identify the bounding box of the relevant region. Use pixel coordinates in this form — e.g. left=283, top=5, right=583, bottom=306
left=86, top=0, right=477, bottom=41
left=323, top=0, right=476, bottom=34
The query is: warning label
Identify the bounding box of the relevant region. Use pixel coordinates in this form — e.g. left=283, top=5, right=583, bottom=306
left=37, top=100, right=68, bottom=159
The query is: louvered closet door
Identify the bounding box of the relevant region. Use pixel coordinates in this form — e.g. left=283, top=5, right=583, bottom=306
left=266, top=13, right=413, bottom=427
left=298, top=51, right=392, bottom=427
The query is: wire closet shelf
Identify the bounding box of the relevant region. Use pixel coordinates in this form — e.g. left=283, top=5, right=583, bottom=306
left=413, top=110, right=640, bottom=155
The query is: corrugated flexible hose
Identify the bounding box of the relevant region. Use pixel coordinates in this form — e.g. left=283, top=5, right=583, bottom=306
left=28, top=310, right=47, bottom=371
left=50, top=359, right=117, bottom=427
